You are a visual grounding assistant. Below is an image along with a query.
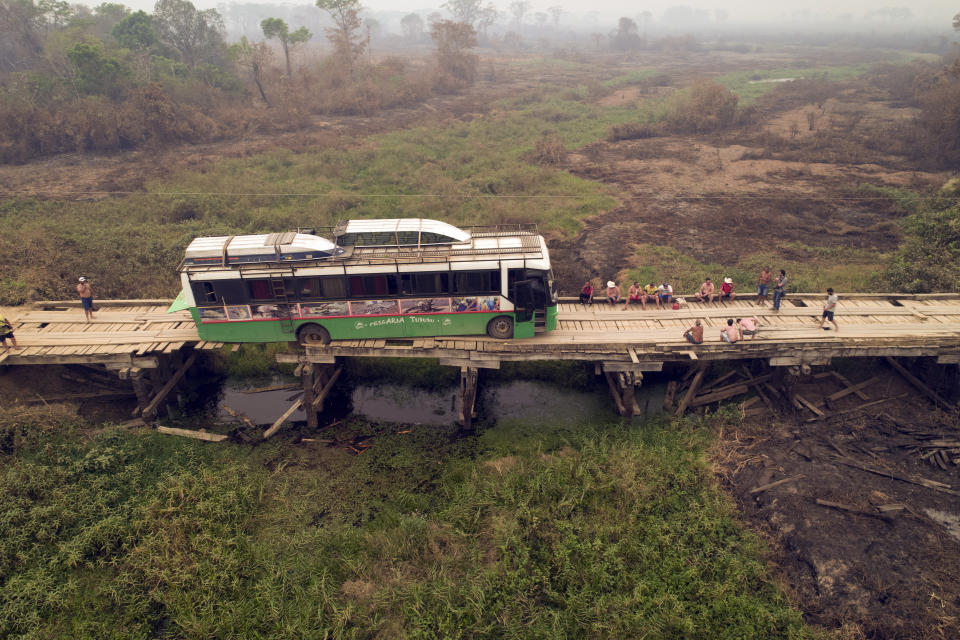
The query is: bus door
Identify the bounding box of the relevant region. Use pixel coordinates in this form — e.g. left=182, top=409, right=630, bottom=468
left=512, top=280, right=536, bottom=339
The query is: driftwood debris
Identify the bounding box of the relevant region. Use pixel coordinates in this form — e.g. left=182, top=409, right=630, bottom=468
left=156, top=425, right=228, bottom=442
left=263, top=399, right=302, bottom=439
left=675, top=365, right=707, bottom=416
left=750, top=474, right=804, bottom=494
left=222, top=405, right=258, bottom=430
left=834, top=457, right=960, bottom=497
left=815, top=499, right=889, bottom=519
left=884, top=357, right=956, bottom=412
left=239, top=383, right=299, bottom=394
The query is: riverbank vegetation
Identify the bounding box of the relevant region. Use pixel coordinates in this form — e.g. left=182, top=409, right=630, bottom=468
left=0, top=400, right=813, bottom=638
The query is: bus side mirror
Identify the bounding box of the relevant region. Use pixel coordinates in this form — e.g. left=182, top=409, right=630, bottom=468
left=514, top=280, right=534, bottom=323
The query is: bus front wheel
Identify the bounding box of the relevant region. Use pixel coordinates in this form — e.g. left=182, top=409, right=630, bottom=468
left=297, top=323, right=330, bottom=346
left=486, top=316, right=514, bottom=339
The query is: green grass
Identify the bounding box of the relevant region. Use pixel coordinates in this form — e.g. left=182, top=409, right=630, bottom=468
left=623, top=242, right=885, bottom=295
left=0, top=404, right=815, bottom=639
left=716, top=64, right=875, bottom=104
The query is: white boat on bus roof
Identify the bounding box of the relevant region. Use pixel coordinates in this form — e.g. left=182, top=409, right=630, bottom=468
left=333, top=218, right=472, bottom=246
left=183, top=232, right=341, bottom=266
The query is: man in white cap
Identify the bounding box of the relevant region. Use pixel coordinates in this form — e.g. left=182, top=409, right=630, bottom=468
left=77, top=276, right=95, bottom=322
left=719, top=277, right=736, bottom=302
left=605, top=280, right=621, bottom=305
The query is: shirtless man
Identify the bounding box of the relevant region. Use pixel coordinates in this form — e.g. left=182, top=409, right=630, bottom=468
left=77, top=276, right=95, bottom=322
left=606, top=281, right=621, bottom=305
left=682, top=319, right=704, bottom=345
left=695, top=278, right=715, bottom=305
left=738, top=316, right=759, bottom=339
left=624, top=282, right=642, bottom=310
left=720, top=318, right=741, bottom=343
left=0, top=314, right=19, bottom=353
left=756, top=266, right=772, bottom=305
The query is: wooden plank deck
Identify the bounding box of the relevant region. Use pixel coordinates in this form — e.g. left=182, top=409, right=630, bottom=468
left=3, top=294, right=960, bottom=370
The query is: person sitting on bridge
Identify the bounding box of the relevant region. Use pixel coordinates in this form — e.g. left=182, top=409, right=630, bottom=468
left=695, top=278, right=715, bottom=304
left=624, top=282, right=642, bottom=310
left=0, top=314, right=19, bottom=353
left=643, top=282, right=659, bottom=309
left=720, top=318, right=741, bottom=343
left=579, top=281, right=594, bottom=305
left=606, top=281, right=621, bottom=305
left=719, top=277, right=736, bottom=302
left=738, top=316, right=759, bottom=339
left=682, top=319, right=704, bottom=345
left=658, top=282, right=673, bottom=307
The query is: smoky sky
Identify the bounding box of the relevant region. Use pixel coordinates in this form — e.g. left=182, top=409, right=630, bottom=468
left=134, top=0, right=956, bottom=28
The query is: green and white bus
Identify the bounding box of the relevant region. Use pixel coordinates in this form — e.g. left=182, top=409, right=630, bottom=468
left=170, top=219, right=558, bottom=344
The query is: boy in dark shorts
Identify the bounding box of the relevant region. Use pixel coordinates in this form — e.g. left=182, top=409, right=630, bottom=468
left=817, top=288, right=839, bottom=331
left=77, top=276, right=95, bottom=322
left=0, top=314, right=19, bottom=353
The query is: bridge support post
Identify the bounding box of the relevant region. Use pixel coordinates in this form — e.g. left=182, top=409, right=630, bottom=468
left=604, top=370, right=641, bottom=422
left=301, top=363, right=317, bottom=429
left=302, top=361, right=343, bottom=427
left=130, top=369, right=154, bottom=417
left=459, top=367, right=479, bottom=431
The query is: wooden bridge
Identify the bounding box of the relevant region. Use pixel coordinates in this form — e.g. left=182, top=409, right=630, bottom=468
left=3, top=294, right=960, bottom=430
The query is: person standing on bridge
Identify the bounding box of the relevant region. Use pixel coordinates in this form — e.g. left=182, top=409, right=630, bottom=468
left=817, top=288, right=839, bottom=332
left=757, top=266, right=772, bottom=306
left=0, top=314, right=19, bottom=353
left=77, top=276, right=95, bottom=322
left=772, top=270, right=787, bottom=311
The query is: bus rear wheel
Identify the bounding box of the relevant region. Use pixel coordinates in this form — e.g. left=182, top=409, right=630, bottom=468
left=297, top=323, right=330, bottom=346
left=486, top=316, right=514, bottom=339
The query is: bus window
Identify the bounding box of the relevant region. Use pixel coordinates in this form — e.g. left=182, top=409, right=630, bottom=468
left=248, top=279, right=272, bottom=300
left=349, top=275, right=399, bottom=297
left=397, top=231, right=419, bottom=245
left=402, top=273, right=449, bottom=295
left=320, top=277, right=347, bottom=299
left=454, top=271, right=498, bottom=294
left=299, top=278, right=319, bottom=298
left=202, top=282, right=216, bottom=303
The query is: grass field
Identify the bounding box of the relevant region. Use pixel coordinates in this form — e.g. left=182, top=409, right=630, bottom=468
left=0, top=399, right=815, bottom=639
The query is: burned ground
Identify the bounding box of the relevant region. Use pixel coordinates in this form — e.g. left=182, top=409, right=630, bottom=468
left=711, top=362, right=960, bottom=639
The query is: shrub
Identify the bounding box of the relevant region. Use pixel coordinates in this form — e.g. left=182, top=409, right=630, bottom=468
left=607, top=122, right=662, bottom=141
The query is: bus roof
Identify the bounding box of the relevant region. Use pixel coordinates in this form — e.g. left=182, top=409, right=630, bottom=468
left=183, top=233, right=341, bottom=266
left=333, top=218, right=472, bottom=244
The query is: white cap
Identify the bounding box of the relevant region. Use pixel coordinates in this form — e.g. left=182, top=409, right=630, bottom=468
left=723, top=277, right=732, bottom=284
left=607, top=281, right=616, bottom=288
left=78, top=276, right=87, bottom=282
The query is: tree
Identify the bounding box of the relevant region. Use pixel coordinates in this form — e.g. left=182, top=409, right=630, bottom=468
left=260, top=17, right=310, bottom=76
left=66, top=39, right=130, bottom=96
left=153, top=0, right=225, bottom=67
left=954, top=11, right=960, bottom=30
left=315, top=0, right=365, bottom=71
left=400, top=12, right=423, bottom=42
left=0, top=0, right=45, bottom=71
left=230, top=36, right=271, bottom=105
left=430, top=18, right=477, bottom=87
left=548, top=5, right=561, bottom=27
left=113, top=10, right=155, bottom=50
left=611, top=17, right=640, bottom=51
left=441, top=0, right=488, bottom=28
left=534, top=12, right=547, bottom=28
left=509, top=0, right=530, bottom=25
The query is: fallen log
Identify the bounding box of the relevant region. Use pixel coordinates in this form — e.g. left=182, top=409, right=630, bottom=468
left=815, top=499, right=889, bottom=519
left=826, top=376, right=879, bottom=402
left=884, top=357, right=956, bottom=412
left=239, top=383, right=299, bottom=394
left=690, top=384, right=748, bottom=407
left=833, top=457, right=960, bottom=497
left=750, top=474, right=804, bottom=494
left=156, top=426, right=228, bottom=442
left=263, top=399, right=302, bottom=439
